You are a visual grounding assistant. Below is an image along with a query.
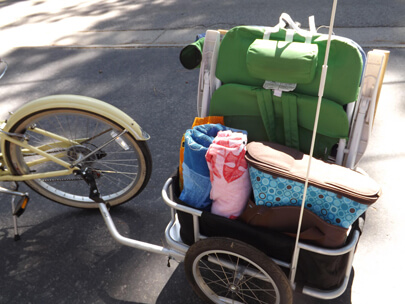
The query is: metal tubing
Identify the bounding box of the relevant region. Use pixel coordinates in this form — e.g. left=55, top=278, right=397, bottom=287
left=302, top=276, right=350, bottom=299
left=335, top=138, right=346, bottom=166
left=161, top=178, right=203, bottom=217
left=0, top=169, right=74, bottom=182
left=0, top=186, right=27, bottom=197
left=1, top=134, right=73, bottom=169
left=298, top=230, right=360, bottom=256
left=302, top=238, right=356, bottom=300
left=98, top=203, right=185, bottom=261
left=192, top=215, right=200, bottom=243
left=298, top=230, right=360, bottom=299
left=271, top=258, right=291, bottom=269
left=71, top=130, right=128, bottom=167
left=346, top=97, right=369, bottom=169
left=207, top=255, right=270, bottom=282
left=164, top=183, right=188, bottom=255
left=164, top=217, right=189, bottom=256
left=161, top=177, right=204, bottom=243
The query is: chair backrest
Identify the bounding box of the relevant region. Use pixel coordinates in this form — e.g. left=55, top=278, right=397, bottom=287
left=181, top=15, right=387, bottom=166
left=215, top=25, right=364, bottom=105
left=207, top=24, right=365, bottom=161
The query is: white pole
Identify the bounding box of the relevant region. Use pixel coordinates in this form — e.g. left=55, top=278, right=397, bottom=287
left=289, top=0, right=339, bottom=284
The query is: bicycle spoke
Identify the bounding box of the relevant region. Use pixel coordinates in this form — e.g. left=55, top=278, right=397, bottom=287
left=198, top=265, right=234, bottom=277
left=199, top=259, right=230, bottom=288
left=95, top=161, right=138, bottom=182
left=81, top=128, right=113, bottom=144
left=214, top=253, right=232, bottom=286
left=202, top=277, right=228, bottom=289
left=242, top=279, right=275, bottom=294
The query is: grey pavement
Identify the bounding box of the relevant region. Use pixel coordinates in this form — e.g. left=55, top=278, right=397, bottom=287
left=0, top=0, right=405, bottom=52
left=0, top=0, right=404, bottom=303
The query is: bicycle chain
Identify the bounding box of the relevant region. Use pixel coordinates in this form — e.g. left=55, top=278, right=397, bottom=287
left=41, top=178, right=83, bottom=182
left=42, top=170, right=102, bottom=182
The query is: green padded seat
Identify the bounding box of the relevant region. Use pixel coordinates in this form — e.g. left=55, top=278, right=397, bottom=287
left=215, top=26, right=363, bottom=106
left=209, top=84, right=349, bottom=159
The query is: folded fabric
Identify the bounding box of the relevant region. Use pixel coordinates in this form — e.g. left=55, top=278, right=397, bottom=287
left=179, top=116, right=225, bottom=191
left=180, top=124, right=230, bottom=210
left=205, top=130, right=251, bottom=218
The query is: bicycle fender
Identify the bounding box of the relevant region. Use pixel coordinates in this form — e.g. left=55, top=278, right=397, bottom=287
left=3, top=95, right=150, bottom=141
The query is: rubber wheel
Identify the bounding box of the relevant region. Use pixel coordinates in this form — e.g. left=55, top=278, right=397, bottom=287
left=4, top=108, right=152, bottom=208
left=184, top=237, right=293, bottom=304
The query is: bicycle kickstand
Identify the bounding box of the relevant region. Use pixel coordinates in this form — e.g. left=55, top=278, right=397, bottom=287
left=0, top=182, right=30, bottom=241
left=74, top=168, right=109, bottom=206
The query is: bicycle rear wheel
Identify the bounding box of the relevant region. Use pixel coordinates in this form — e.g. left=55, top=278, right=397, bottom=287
left=4, top=107, right=152, bottom=208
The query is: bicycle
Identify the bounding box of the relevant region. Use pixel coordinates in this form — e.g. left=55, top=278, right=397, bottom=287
left=0, top=58, right=152, bottom=213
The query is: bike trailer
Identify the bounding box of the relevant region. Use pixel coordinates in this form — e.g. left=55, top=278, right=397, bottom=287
left=97, top=5, right=389, bottom=304
left=172, top=6, right=388, bottom=302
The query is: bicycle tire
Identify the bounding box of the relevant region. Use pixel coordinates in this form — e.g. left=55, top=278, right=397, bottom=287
left=3, top=106, right=152, bottom=208
left=184, top=237, right=293, bottom=304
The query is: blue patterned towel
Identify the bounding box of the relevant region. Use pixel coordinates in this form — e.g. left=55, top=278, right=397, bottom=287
left=180, top=124, right=232, bottom=210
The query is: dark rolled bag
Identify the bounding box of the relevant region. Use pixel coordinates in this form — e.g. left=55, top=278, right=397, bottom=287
left=244, top=142, right=381, bottom=244
left=179, top=36, right=205, bottom=70
left=239, top=200, right=348, bottom=248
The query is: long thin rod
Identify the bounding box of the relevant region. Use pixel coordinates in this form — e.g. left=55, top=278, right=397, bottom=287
left=290, top=0, right=338, bottom=284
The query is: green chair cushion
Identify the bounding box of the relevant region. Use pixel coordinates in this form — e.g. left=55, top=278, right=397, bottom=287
left=209, top=83, right=349, bottom=159
left=215, top=26, right=363, bottom=106
left=246, top=39, right=318, bottom=84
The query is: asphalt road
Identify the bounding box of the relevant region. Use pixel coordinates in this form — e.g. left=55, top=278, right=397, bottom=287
left=0, top=1, right=404, bottom=303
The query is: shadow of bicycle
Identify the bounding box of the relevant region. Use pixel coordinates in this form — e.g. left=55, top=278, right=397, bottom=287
left=0, top=202, right=182, bottom=304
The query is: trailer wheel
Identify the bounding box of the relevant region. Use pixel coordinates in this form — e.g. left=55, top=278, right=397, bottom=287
left=184, top=237, right=293, bottom=304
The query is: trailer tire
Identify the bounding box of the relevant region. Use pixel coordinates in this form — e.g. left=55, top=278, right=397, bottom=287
left=184, top=237, right=293, bottom=304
